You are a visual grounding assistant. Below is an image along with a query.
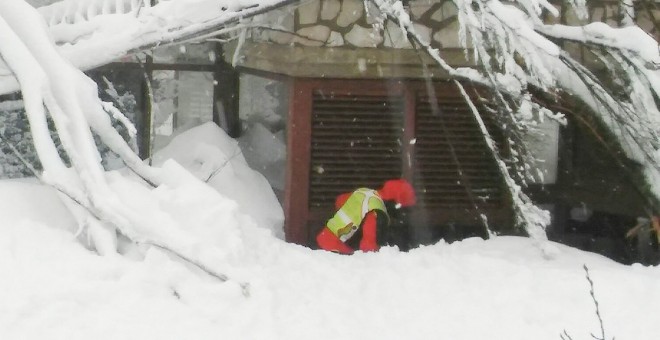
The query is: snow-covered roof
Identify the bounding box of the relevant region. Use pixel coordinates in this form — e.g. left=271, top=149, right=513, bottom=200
left=0, top=0, right=299, bottom=95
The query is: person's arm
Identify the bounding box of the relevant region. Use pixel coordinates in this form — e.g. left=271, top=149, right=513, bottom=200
left=359, top=211, right=379, bottom=252
left=316, top=191, right=355, bottom=255
left=316, top=228, right=354, bottom=254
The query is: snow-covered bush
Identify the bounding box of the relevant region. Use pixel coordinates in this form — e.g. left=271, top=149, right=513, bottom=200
left=0, top=76, right=139, bottom=178
left=0, top=99, right=68, bottom=178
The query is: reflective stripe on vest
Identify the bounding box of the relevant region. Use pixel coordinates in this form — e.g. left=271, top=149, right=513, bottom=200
left=326, top=188, right=389, bottom=242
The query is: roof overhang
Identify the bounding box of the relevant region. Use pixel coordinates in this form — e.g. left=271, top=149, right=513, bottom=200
left=225, top=41, right=477, bottom=79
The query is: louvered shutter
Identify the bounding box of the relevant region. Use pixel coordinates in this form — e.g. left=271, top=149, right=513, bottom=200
left=293, top=80, right=511, bottom=246
left=413, top=88, right=505, bottom=212
left=309, top=92, right=404, bottom=212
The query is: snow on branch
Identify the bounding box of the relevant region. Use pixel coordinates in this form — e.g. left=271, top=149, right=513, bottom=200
left=371, top=0, right=660, bottom=246
left=0, top=0, right=301, bottom=95
left=370, top=0, right=556, bottom=246
left=537, top=22, right=659, bottom=66
left=0, top=0, right=250, bottom=291
left=2, top=0, right=657, bottom=254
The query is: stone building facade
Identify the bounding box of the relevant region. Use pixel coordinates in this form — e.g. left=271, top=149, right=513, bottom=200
left=225, top=0, right=659, bottom=261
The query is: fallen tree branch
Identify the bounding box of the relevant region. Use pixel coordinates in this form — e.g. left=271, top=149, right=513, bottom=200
left=0, top=118, right=250, bottom=297
left=370, top=0, right=550, bottom=239
left=408, top=38, right=492, bottom=238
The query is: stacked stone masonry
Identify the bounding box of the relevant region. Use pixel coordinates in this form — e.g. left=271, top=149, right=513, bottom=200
left=260, top=0, right=658, bottom=49
left=265, top=0, right=465, bottom=48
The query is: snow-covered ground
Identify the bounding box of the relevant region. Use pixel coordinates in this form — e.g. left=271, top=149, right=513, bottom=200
left=0, top=1, right=657, bottom=339
left=1, top=124, right=659, bottom=340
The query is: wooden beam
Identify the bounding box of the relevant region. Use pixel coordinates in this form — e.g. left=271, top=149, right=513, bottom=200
left=225, top=41, right=476, bottom=79
left=284, top=78, right=312, bottom=245
left=213, top=43, right=240, bottom=137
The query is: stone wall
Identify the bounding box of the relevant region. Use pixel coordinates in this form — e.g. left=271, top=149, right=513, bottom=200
left=264, top=0, right=463, bottom=49
left=236, top=0, right=657, bottom=78
left=259, top=0, right=658, bottom=49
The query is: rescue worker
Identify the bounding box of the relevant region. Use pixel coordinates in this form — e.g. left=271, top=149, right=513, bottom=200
left=316, top=178, right=416, bottom=254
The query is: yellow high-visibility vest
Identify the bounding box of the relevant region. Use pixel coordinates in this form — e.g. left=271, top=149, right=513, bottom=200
left=326, top=188, right=389, bottom=242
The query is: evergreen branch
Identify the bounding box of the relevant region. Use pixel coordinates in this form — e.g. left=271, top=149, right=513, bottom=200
left=0, top=132, right=39, bottom=176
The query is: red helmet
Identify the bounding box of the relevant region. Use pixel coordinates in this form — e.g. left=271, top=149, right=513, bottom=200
left=379, top=179, right=416, bottom=207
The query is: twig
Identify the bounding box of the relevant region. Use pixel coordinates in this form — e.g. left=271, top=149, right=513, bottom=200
left=560, top=330, right=575, bottom=340
left=146, top=241, right=250, bottom=297
left=205, top=145, right=243, bottom=182
left=561, top=266, right=614, bottom=340
left=408, top=38, right=492, bottom=238
left=583, top=264, right=608, bottom=340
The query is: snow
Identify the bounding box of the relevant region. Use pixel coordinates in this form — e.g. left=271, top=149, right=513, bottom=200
left=0, top=0, right=294, bottom=95
left=1, top=123, right=659, bottom=339
left=539, top=22, right=659, bottom=65
left=1, top=1, right=660, bottom=338
left=238, top=121, right=287, bottom=193
left=0, top=179, right=77, bottom=233
left=152, top=122, right=284, bottom=238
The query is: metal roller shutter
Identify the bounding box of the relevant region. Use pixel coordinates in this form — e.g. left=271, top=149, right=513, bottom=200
left=413, top=90, right=505, bottom=210
left=309, top=91, right=405, bottom=209
left=297, top=80, right=510, bottom=245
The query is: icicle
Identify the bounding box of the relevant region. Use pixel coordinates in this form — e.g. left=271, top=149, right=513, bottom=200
left=232, top=26, right=248, bottom=67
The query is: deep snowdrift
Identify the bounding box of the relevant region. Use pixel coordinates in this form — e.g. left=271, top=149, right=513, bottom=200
left=151, top=122, right=284, bottom=239
left=0, top=124, right=659, bottom=340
